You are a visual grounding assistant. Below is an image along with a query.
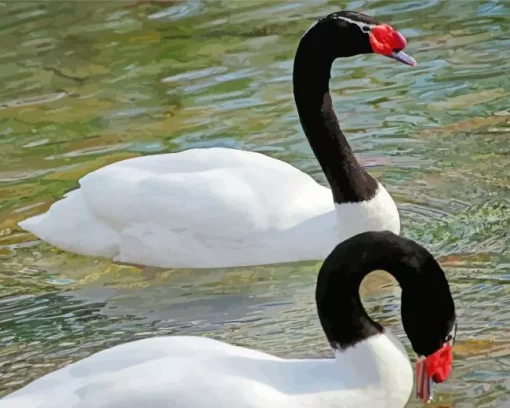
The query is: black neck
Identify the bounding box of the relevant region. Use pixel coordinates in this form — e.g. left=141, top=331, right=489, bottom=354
left=293, top=26, right=378, bottom=204
left=316, top=231, right=455, bottom=355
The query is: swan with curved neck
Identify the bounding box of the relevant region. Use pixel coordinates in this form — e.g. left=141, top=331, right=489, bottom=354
left=294, top=12, right=415, bottom=205
left=19, top=11, right=417, bottom=268
left=0, top=231, right=456, bottom=408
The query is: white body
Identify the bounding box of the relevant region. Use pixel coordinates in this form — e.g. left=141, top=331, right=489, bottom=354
left=0, top=334, right=413, bottom=408
left=19, top=148, right=399, bottom=268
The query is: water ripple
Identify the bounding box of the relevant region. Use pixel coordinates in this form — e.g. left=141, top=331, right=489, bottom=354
left=0, top=1, right=508, bottom=406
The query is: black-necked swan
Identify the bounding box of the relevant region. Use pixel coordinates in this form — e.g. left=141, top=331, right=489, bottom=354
left=0, top=231, right=456, bottom=408
left=19, top=11, right=417, bottom=268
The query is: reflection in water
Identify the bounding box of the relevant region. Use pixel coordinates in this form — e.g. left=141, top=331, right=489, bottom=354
left=0, top=1, right=509, bottom=406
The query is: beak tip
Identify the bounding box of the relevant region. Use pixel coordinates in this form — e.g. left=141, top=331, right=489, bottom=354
left=389, top=50, right=417, bottom=67
left=405, top=56, right=417, bottom=67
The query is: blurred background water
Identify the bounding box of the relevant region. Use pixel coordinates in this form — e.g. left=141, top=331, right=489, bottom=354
left=0, top=1, right=509, bottom=406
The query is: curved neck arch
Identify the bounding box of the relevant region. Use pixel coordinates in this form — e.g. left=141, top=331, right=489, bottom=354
left=315, top=231, right=455, bottom=353
left=293, top=27, right=378, bottom=204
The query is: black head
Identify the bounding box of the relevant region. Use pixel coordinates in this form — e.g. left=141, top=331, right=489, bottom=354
left=302, top=10, right=416, bottom=66
left=316, top=231, right=456, bottom=357
left=399, top=253, right=457, bottom=357
left=306, top=11, right=377, bottom=58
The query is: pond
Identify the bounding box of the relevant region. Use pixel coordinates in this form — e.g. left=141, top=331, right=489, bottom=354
left=0, top=1, right=509, bottom=406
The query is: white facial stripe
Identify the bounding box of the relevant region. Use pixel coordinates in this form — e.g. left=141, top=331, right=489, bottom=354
left=447, top=323, right=457, bottom=345
left=332, top=15, right=377, bottom=32
left=302, top=15, right=377, bottom=38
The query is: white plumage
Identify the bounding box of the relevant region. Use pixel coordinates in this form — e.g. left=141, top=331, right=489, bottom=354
left=19, top=148, right=399, bottom=268
left=0, top=334, right=413, bottom=408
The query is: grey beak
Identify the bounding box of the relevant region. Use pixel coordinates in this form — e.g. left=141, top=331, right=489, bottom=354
left=387, top=50, right=417, bottom=67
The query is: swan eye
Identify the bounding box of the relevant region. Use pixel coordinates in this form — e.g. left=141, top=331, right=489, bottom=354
left=362, top=25, right=371, bottom=32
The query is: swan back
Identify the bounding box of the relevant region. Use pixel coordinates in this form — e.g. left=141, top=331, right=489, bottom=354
left=1, top=334, right=412, bottom=408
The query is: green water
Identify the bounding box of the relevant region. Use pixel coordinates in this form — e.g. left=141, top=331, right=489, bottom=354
left=0, top=1, right=509, bottom=406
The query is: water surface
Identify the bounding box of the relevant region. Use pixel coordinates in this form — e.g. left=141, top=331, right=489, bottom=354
left=0, top=1, right=509, bottom=406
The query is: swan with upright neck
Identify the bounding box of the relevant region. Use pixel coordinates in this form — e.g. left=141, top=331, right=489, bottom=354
left=19, top=11, right=416, bottom=268
left=0, top=231, right=456, bottom=408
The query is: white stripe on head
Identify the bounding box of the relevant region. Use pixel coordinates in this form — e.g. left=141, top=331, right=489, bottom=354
left=332, top=15, right=377, bottom=32
left=302, top=14, right=377, bottom=38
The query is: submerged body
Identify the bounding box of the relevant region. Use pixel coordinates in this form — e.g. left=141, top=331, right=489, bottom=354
left=20, top=148, right=399, bottom=268
left=0, top=335, right=412, bottom=408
